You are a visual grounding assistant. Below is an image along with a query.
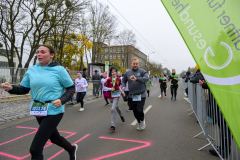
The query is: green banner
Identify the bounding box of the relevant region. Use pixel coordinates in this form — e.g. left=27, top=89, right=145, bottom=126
left=161, top=0, right=240, bottom=147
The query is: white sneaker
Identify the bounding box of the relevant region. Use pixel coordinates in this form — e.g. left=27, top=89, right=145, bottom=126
left=79, top=108, right=84, bottom=112
left=70, top=144, right=78, bottom=160
left=140, top=119, right=146, bottom=130
left=137, top=123, right=141, bottom=130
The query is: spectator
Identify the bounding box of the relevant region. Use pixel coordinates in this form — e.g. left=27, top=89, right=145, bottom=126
left=92, top=70, right=101, bottom=97
left=190, top=65, right=200, bottom=83
left=82, top=68, right=88, bottom=79
left=184, top=71, right=191, bottom=96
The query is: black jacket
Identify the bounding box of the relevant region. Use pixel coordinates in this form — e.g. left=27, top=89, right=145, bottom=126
left=92, top=73, right=101, bottom=85
left=82, top=71, right=87, bottom=79
left=8, top=62, right=75, bottom=105
left=190, top=69, right=200, bottom=83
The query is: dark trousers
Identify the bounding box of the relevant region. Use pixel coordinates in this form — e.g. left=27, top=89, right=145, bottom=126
left=171, top=85, right=178, bottom=97
left=93, top=84, right=99, bottom=96
left=30, top=113, right=74, bottom=160
left=77, top=92, right=86, bottom=108
left=160, top=85, right=166, bottom=94
left=122, top=91, right=129, bottom=102
left=185, top=87, right=188, bottom=95
left=128, top=98, right=146, bottom=123
left=146, top=91, right=150, bottom=97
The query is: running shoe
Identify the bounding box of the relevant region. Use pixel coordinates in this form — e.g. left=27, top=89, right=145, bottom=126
left=165, top=93, right=166, bottom=96
left=105, top=103, right=110, bottom=106
left=140, top=119, right=146, bottom=130
left=79, top=108, right=84, bottom=112
left=120, top=116, right=125, bottom=122
left=174, top=97, right=176, bottom=101
left=109, top=126, right=115, bottom=131
left=137, top=123, right=141, bottom=130
left=70, top=144, right=78, bottom=160
left=124, top=102, right=127, bottom=104
left=161, top=96, right=163, bottom=99
left=171, top=96, right=173, bottom=100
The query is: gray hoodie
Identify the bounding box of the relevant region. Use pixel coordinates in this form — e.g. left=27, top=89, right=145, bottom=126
left=122, top=68, right=149, bottom=98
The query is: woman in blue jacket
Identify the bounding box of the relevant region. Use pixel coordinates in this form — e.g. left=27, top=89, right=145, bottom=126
left=1, top=44, right=77, bottom=160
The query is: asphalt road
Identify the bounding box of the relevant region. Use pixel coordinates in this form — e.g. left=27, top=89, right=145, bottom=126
left=0, top=80, right=219, bottom=160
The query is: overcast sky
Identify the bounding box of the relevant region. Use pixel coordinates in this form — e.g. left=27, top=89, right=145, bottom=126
left=99, top=0, right=196, bottom=73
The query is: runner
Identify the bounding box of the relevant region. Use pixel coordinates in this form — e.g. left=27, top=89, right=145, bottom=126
left=145, top=78, right=153, bottom=97
left=122, top=57, right=149, bottom=130
left=170, top=69, right=179, bottom=101
left=1, top=44, right=78, bottom=160
left=104, top=68, right=125, bottom=131
left=99, top=72, right=110, bottom=106
left=121, top=69, right=130, bottom=111
left=75, top=72, right=88, bottom=111
left=159, top=73, right=168, bottom=99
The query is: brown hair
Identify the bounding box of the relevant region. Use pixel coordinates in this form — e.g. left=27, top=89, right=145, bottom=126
left=132, top=57, right=139, bottom=62
left=39, top=44, right=56, bottom=61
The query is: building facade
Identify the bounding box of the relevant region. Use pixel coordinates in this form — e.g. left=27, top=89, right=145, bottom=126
left=96, top=44, right=147, bottom=69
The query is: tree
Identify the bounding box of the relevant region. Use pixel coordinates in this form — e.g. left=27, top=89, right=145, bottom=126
left=116, top=29, right=136, bottom=68
left=88, top=2, right=117, bottom=63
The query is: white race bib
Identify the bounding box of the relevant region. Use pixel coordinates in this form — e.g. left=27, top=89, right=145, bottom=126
left=132, top=94, right=141, bottom=101
left=30, top=102, right=48, bottom=117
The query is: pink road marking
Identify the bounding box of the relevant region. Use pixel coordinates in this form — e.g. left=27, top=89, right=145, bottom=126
left=0, top=126, right=77, bottom=160
left=47, top=134, right=90, bottom=160
left=0, top=152, right=22, bottom=160
left=92, top=136, right=151, bottom=160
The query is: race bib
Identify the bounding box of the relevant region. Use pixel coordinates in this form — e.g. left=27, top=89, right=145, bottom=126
left=30, top=102, right=48, bottom=117
left=111, top=91, right=120, bottom=98
left=132, top=94, right=141, bottom=101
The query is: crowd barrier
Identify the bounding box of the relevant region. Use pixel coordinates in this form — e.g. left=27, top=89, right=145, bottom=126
left=183, top=79, right=240, bottom=160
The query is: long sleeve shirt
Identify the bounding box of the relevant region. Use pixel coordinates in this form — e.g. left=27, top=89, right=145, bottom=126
left=100, top=77, right=109, bottom=91
left=75, top=78, right=88, bottom=92
left=122, top=68, right=149, bottom=98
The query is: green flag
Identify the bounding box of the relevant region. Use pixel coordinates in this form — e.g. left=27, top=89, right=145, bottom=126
left=161, top=0, right=240, bottom=147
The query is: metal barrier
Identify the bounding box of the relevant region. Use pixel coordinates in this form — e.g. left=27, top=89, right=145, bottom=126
left=185, top=80, right=240, bottom=160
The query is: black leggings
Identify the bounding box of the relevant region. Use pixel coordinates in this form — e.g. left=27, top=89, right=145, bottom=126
left=122, top=91, right=129, bottom=102
left=171, top=85, right=178, bottom=97
left=77, top=92, right=86, bottom=108
left=30, top=113, right=74, bottom=160
left=160, top=85, right=166, bottom=94
left=147, top=91, right=150, bottom=97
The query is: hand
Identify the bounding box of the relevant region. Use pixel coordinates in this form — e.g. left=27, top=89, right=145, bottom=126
left=130, top=75, right=137, bottom=81
left=199, top=80, right=203, bottom=86
left=79, top=86, right=83, bottom=88
left=122, top=87, right=125, bottom=92
left=111, top=87, right=115, bottom=91
left=174, top=78, right=176, bottom=80
left=52, top=99, right=62, bottom=107
left=1, top=82, right=13, bottom=91
left=122, top=93, right=126, bottom=97
left=75, top=90, right=77, bottom=93
left=158, top=82, right=160, bottom=85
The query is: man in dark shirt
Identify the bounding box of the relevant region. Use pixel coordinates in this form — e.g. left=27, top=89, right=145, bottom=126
left=92, top=70, right=101, bottom=97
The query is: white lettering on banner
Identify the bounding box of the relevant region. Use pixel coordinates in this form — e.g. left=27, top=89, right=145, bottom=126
left=204, top=42, right=233, bottom=70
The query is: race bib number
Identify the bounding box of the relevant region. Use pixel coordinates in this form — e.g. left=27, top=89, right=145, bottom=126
left=111, top=91, right=120, bottom=98
left=132, top=94, right=141, bottom=101
left=30, top=102, right=48, bottom=117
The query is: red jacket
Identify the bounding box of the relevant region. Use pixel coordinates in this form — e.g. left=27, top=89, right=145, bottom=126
left=104, top=77, right=121, bottom=99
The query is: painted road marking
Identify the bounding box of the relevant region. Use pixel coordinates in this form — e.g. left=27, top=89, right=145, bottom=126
left=131, top=105, right=152, bottom=125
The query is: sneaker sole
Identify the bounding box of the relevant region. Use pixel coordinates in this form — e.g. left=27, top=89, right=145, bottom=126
left=74, top=144, right=78, bottom=160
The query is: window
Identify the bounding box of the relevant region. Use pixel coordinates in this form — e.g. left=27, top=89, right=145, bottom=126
left=110, top=48, right=112, bottom=52
left=105, top=55, right=108, bottom=59
left=122, top=54, right=124, bottom=59
left=105, top=48, right=108, bottom=52
left=110, top=55, right=112, bottom=59
left=113, top=54, right=116, bottom=59
left=118, top=47, right=121, bottom=51
left=118, top=54, right=120, bottom=59
left=113, top=48, right=116, bottom=52
left=101, top=54, right=104, bottom=60
left=122, top=62, right=123, bottom=66
left=122, top=47, right=125, bottom=51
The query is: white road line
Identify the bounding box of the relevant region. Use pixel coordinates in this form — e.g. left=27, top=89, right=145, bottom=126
left=131, top=105, right=153, bottom=125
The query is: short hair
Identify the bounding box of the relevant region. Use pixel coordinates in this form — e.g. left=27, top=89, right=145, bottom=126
left=132, top=57, right=139, bottom=62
